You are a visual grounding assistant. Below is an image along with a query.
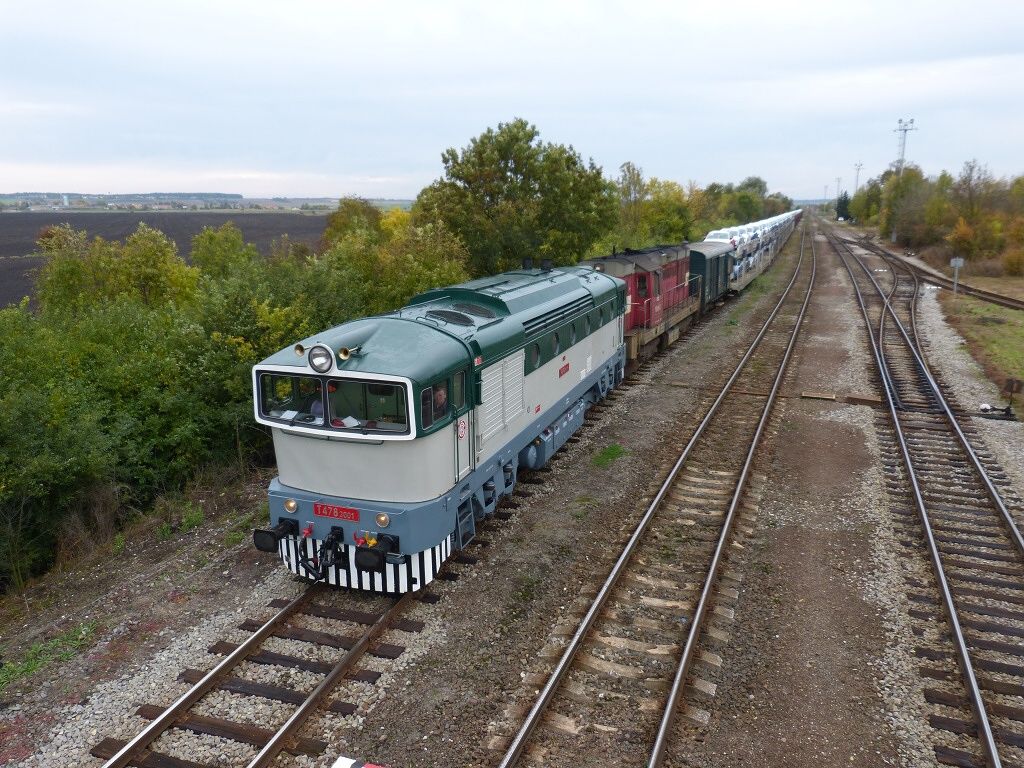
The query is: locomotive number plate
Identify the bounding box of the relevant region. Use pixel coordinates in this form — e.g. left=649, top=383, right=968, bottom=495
left=313, top=503, right=360, bottom=521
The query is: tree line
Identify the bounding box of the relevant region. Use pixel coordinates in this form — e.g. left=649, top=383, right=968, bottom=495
left=848, top=160, right=1024, bottom=276
left=0, top=117, right=792, bottom=590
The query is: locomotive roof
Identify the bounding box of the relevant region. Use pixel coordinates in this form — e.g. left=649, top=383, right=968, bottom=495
left=578, top=244, right=688, bottom=276
left=256, top=266, right=623, bottom=387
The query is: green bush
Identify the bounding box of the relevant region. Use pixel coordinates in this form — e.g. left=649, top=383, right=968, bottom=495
left=0, top=216, right=471, bottom=591
left=181, top=502, right=204, bottom=532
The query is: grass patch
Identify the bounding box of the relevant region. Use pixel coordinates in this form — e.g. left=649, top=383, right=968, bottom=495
left=0, top=621, right=98, bottom=692
left=111, top=532, right=125, bottom=554
left=592, top=444, right=628, bottom=468
left=939, top=293, right=1024, bottom=387
left=514, top=574, right=541, bottom=603
left=180, top=502, right=205, bottom=532
left=962, top=275, right=1024, bottom=302
left=222, top=504, right=266, bottom=547
left=570, top=494, right=597, bottom=521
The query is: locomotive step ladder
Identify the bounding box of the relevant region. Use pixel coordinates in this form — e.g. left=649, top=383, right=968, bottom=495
left=456, top=497, right=476, bottom=548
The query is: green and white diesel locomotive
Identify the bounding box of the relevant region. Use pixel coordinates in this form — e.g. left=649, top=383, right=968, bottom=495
left=252, top=265, right=626, bottom=593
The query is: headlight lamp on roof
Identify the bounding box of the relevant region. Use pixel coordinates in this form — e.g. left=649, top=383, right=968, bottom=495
left=308, top=345, right=333, bottom=373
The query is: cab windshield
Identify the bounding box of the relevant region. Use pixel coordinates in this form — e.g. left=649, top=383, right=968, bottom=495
left=258, top=373, right=409, bottom=434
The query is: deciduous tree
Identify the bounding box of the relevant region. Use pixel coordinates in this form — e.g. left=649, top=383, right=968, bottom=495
left=414, top=118, right=617, bottom=275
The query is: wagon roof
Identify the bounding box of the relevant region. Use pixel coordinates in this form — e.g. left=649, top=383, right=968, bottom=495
left=688, top=241, right=736, bottom=259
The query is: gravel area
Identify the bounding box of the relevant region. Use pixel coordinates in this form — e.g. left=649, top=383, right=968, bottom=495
left=13, top=569, right=303, bottom=767
left=663, top=227, right=935, bottom=767
left=917, top=287, right=1024, bottom=504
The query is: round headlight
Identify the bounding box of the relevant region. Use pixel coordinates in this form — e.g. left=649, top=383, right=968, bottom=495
left=375, top=512, right=390, bottom=528
left=284, top=499, right=298, bottom=513
left=308, top=345, right=333, bottom=373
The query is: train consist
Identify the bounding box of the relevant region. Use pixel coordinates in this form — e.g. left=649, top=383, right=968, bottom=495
left=251, top=210, right=801, bottom=593
left=579, top=210, right=800, bottom=361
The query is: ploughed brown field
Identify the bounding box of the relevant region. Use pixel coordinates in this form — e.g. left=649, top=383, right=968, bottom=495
left=0, top=211, right=328, bottom=306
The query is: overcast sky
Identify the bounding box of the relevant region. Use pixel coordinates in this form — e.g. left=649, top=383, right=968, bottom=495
left=2, top=1, right=1021, bottom=200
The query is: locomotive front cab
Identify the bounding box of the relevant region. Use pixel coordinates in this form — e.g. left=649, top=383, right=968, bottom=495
left=251, top=319, right=476, bottom=593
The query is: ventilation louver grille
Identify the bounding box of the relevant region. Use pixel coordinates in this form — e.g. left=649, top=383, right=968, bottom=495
left=425, top=309, right=474, bottom=326
left=452, top=302, right=496, bottom=319
left=522, top=296, right=594, bottom=338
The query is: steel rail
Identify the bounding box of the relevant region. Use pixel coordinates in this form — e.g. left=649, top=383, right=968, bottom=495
left=99, top=584, right=322, bottom=768
left=497, top=226, right=809, bottom=768
left=830, top=231, right=1004, bottom=768
left=827, top=235, right=901, bottom=423
left=875, top=249, right=906, bottom=410
left=245, top=591, right=414, bottom=768
left=648, top=227, right=816, bottom=767
left=840, top=235, right=1024, bottom=312
left=835, top=234, right=1024, bottom=557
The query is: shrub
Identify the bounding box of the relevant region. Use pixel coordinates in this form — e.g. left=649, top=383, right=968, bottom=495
left=181, top=502, right=204, bottom=532
left=1003, top=247, right=1024, bottom=277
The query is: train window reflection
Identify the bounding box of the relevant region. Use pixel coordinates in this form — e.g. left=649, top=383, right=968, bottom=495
left=260, top=373, right=324, bottom=425
left=330, top=379, right=408, bottom=432
left=257, top=372, right=408, bottom=433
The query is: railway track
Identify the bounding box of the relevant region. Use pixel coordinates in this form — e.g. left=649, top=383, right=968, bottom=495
left=91, top=584, right=422, bottom=768
left=840, top=234, right=1024, bottom=313
left=493, top=228, right=815, bottom=768
left=829, top=231, right=1024, bottom=768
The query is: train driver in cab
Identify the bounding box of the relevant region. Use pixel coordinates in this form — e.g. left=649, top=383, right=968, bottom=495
left=433, top=381, right=449, bottom=421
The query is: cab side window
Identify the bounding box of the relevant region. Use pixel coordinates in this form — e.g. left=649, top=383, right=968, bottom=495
left=452, top=371, right=466, bottom=411
left=421, top=381, right=450, bottom=428
left=420, top=388, right=434, bottom=429
left=432, top=381, right=449, bottom=421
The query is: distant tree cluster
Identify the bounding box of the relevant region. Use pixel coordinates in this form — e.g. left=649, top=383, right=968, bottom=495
left=591, top=166, right=792, bottom=254
left=850, top=160, right=1024, bottom=276
left=412, top=118, right=792, bottom=274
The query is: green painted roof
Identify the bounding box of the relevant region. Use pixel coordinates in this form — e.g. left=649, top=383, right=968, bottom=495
left=256, top=267, right=624, bottom=387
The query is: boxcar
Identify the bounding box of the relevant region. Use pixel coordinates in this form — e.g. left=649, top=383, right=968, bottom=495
left=688, top=241, right=735, bottom=310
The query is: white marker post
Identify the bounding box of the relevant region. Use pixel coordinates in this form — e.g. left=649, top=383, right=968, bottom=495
left=950, top=256, right=965, bottom=295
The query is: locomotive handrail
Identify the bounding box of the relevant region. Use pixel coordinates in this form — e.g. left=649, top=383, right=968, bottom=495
left=638, top=276, right=701, bottom=329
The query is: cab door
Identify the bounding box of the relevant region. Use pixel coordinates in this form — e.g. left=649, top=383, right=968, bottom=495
left=452, top=369, right=474, bottom=481
left=649, top=269, right=664, bottom=326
